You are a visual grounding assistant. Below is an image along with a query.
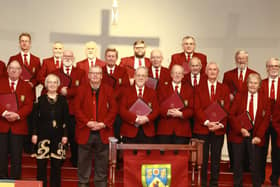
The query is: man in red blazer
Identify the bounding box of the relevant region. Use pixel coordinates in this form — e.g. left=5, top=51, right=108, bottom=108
left=74, top=65, right=117, bottom=187
left=8, top=32, right=41, bottom=88
left=120, top=40, right=151, bottom=84
left=185, top=57, right=207, bottom=87
left=229, top=73, right=270, bottom=187
left=169, top=36, right=207, bottom=75
left=76, top=41, right=106, bottom=75
left=223, top=50, right=258, bottom=171
left=51, top=50, right=86, bottom=167
left=102, top=48, right=130, bottom=141
left=37, top=42, right=64, bottom=84
left=260, top=57, right=280, bottom=185
left=0, top=60, right=6, bottom=77
left=157, top=64, right=193, bottom=144
left=194, top=62, right=230, bottom=187
left=120, top=67, right=159, bottom=143
left=147, top=49, right=171, bottom=90
left=0, top=60, right=34, bottom=179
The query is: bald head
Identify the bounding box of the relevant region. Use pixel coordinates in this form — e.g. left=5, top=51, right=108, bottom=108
left=85, top=41, right=97, bottom=59
left=150, top=49, right=163, bottom=68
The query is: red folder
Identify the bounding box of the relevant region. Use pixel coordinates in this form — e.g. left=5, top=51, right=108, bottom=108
left=145, top=77, right=158, bottom=90
left=237, top=112, right=253, bottom=130
left=129, top=98, right=152, bottom=116
left=161, top=93, right=184, bottom=111
left=20, top=65, right=33, bottom=81
left=0, top=93, right=18, bottom=112
left=182, top=62, right=190, bottom=74
left=204, top=102, right=227, bottom=122
left=56, top=71, right=71, bottom=87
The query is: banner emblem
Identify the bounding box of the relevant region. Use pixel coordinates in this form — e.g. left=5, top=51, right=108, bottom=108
left=141, top=164, right=171, bottom=187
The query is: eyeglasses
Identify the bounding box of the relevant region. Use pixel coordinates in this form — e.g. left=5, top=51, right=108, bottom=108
left=267, top=65, right=280, bottom=68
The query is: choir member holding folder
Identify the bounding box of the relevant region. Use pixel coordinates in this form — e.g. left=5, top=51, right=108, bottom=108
left=120, top=67, right=159, bottom=143
left=146, top=49, right=171, bottom=90
left=0, top=60, right=34, bottom=179
left=229, top=73, right=270, bottom=187
left=193, top=62, right=230, bottom=187
left=157, top=64, right=193, bottom=144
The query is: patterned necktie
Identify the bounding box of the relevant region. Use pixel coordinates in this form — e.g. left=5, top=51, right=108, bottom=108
left=138, top=88, right=143, bottom=97
left=249, top=94, right=254, bottom=122
left=139, top=59, right=142, bottom=67
left=91, top=61, right=94, bottom=67
left=155, top=68, right=159, bottom=79
left=270, top=80, right=275, bottom=100
left=193, top=74, right=197, bottom=87
left=92, top=91, right=96, bottom=121
left=10, top=81, right=15, bottom=93
left=55, top=60, right=60, bottom=69
left=66, top=67, right=70, bottom=76
left=23, top=54, right=28, bottom=66
left=210, top=84, right=215, bottom=102
left=187, top=54, right=191, bottom=63
left=239, top=70, right=243, bottom=89
left=110, top=69, right=113, bottom=75
left=175, top=85, right=179, bottom=93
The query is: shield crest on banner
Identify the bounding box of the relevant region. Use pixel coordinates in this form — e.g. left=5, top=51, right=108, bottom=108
left=141, top=164, right=171, bottom=187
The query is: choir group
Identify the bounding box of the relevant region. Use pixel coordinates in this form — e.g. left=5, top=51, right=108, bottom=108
left=0, top=33, right=279, bottom=187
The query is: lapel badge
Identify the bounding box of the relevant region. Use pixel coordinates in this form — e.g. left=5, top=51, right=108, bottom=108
left=164, top=81, right=168, bottom=85
left=220, top=100, right=224, bottom=107
left=148, top=102, right=152, bottom=108
left=20, top=95, right=25, bottom=102
left=52, top=120, right=57, bottom=128
left=184, top=100, right=188, bottom=107
left=75, top=80, right=79, bottom=86
left=107, top=102, right=109, bottom=109
left=119, top=78, right=122, bottom=85
left=32, top=67, right=36, bottom=73
left=262, top=110, right=266, bottom=117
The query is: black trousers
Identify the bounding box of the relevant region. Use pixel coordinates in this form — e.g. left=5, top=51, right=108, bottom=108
left=123, top=127, right=154, bottom=144
left=193, top=133, right=224, bottom=187
left=68, top=115, right=78, bottom=166
left=263, top=124, right=279, bottom=185
left=78, top=132, right=109, bottom=187
left=157, top=133, right=190, bottom=144
left=232, top=138, right=264, bottom=187
left=37, top=158, right=62, bottom=187
left=0, top=131, right=24, bottom=179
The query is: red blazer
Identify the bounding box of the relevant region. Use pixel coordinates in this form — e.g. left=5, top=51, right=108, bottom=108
left=194, top=81, right=230, bottom=135
left=120, top=56, right=151, bottom=78
left=169, top=52, right=207, bottom=74
left=52, top=67, right=86, bottom=115
left=37, top=57, right=61, bottom=84
left=185, top=72, right=208, bottom=88
left=102, top=65, right=130, bottom=101
left=223, top=67, right=258, bottom=96
left=76, top=58, right=106, bottom=75
left=262, top=78, right=280, bottom=147
left=148, top=66, right=171, bottom=89
left=74, top=83, right=117, bottom=144
left=9, top=53, right=41, bottom=86
left=0, top=77, right=34, bottom=135
left=0, top=60, right=7, bottom=77
left=120, top=85, right=159, bottom=138
left=157, top=82, right=194, bottom=137
left=229, top=92, right=270, bottom=146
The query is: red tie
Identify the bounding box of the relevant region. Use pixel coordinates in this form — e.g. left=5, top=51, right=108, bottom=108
left=10, top=81, right=15, bottom=93
left=138, top=88, right=143, bottom=97
left=187, top=54, right=191, bottom=63
left=23, top=54, right=28, bottom=66
left=91, top=61, right=94, bottom=67
left=55, top=60, right=60, bottom=69
left=139, top=59, right=142, bottom=67
left=193, top=74, right=197, bottom=87
left=92, top=91, right=96, bottom=121
left=210, top=85, right=215, bottom=102
left=175, top=85, right=179, bottom=93
left=155, top=68, right=159, bottom=79
left=270, top=80, right=275, bottom=100
left=238, top=70, right=243, bottom=89
left=110, top=69, right=113, bottom=75
left=249, top=94, right=254, bottom=122
left=66, top=67, right=70, bottom=76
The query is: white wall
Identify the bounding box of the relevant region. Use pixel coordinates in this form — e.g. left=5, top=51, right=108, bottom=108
left=0, top=0, right=280, bottom=79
